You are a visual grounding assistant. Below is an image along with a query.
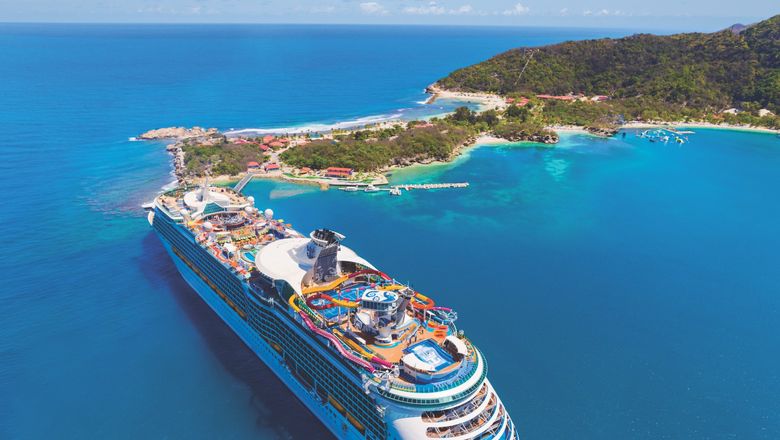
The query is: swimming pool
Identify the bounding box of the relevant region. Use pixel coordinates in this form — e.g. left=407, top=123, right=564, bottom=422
left=404, top=339, right=455, bottom=372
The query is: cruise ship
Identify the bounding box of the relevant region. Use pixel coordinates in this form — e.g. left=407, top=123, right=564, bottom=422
left=149, top=184, right=518, bottom=439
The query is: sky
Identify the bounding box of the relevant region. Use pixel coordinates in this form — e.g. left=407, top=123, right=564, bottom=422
left=0, top=0, right=776, bottom=30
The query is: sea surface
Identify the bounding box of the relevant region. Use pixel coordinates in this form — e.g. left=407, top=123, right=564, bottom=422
left=1, top=24, right=779, bottom=440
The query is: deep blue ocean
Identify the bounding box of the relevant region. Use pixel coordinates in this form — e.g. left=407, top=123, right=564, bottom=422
left=1, top=24, right=779, bottom=439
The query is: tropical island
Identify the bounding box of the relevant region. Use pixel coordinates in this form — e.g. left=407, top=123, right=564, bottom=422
left=438, top=14, right=780, bottom=130
left=141, top=14, right=780, bottom=185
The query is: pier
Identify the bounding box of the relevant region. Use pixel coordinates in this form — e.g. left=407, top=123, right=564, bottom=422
left=339, top=182, right=469, bottom=196
left=233, top=172, right=255, bottom=193
left=396, top=182, right=469, bottom=190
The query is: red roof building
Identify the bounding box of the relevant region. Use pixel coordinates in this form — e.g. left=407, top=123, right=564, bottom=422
left=536, top=94, right=575, bottom=101
left=299, top=167, right=312, bottom=174
left=325, top=167, right=353, bottom=178
left=247, top=161, right=260, bottom=168
left=269, top=141, right=284, bottom=148
left=265, top=163, right=280, bottom=171
left=262, top=135, right=275, bottom=143
left=259, top=144, right=270, bottom=151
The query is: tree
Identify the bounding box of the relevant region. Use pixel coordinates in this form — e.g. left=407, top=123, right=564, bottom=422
left=479, top=109, right=500, bottom=127
left=453, top=106, right=475, bottom=123
left=505, top=105, right=529, bottom=121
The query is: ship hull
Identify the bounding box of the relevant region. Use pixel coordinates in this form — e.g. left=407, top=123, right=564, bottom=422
left=156, top=236, right=363, bottom=440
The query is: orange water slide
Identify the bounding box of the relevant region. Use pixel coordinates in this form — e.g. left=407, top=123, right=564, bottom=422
left=411, top=292, right=435, bottom=310
left=301, top=269, right=392, bottom=296
left=301, top=274, right=351, bottom=295
left=306, top=292, right=359, bottom=309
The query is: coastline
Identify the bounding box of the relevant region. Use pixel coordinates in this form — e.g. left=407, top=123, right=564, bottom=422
left=156, top=120, right=779, bottom=190
left=425, top=84, right=506, bottom=112
left=621, top=121, right=780, bottom=134
left=144, top=84, right=778, bottom=191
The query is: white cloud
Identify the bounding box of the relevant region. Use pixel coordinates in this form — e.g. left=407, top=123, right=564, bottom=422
left=136, top=4, right=214, bottom=15
left=452, top=4, right=473, bottom=14
left=403, top=2, right=445, bottom=15
left=402, top=2, right=473, bottom=15
left=559, top=7, right=569, bottom=15
left=359, top=2, right=388, bottom=15
left=583, top=9, right=626, bottom=16
left=502, top=3, right=529, bottom=16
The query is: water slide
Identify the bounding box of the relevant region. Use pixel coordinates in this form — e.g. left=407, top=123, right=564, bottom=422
left=288, top=293, right=302, bottom=313
left=306, top=292, right=359, bottom=309
left=301, top=268, right=392, bottom=296
left=298, top=311, right=376, bottom=373
left=334, top=329, right=395, bottom=370
left=411, top=292, right=435, bottom=310
left=301, top=274, right=351, bottom=295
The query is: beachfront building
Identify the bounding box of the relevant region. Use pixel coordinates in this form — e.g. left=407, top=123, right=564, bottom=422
left=326, top=167, right=353, bottom=179
left=247, top=161, right=260, bottom=171
left=507, top=97, right=530, bottom=106
left=265, top=163, right=281, bottom=172
left=537, top=94, right=577, bottom=101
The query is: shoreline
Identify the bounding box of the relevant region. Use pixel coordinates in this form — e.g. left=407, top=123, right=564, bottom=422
left=144, top=85, right=778, bottom=190
left=425, top=84, right=506, bottom=112
left=621, top=121, right=780, bottom=134
left=158, top=120, right=779, bottom=190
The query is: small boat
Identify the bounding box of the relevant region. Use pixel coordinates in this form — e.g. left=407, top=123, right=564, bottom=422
left=364, top=184, right=380, bottom=193
left=389, top=187, right=402, bottom=196
left=340, top=186, right=359, bottom=192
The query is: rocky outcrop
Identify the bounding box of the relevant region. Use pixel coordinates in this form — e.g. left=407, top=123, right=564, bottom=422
left=585, top=126, right=619, bottom=137
left=139, top=126, right=218, bottom=140
left=495, top=131, right=559, bottom=144
left=145, top=128, right=226, bottom=185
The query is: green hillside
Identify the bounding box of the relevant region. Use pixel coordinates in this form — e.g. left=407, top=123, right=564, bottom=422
left=438, top=14, right=780, bottom=113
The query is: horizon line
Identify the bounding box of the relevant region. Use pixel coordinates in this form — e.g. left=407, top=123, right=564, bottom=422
left=0, top=20, right=746, bottom=33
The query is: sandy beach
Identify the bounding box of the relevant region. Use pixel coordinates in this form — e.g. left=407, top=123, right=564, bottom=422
left=426, top=84, right=506, bottom=112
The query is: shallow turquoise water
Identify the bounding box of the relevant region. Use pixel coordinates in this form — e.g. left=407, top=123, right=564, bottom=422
left=241, top=129, right=780, bottom=438
left=1, top=23, right=779, bottom=440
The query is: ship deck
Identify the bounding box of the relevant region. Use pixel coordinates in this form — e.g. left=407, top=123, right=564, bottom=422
left=157, top=185, right=473, bottom=389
